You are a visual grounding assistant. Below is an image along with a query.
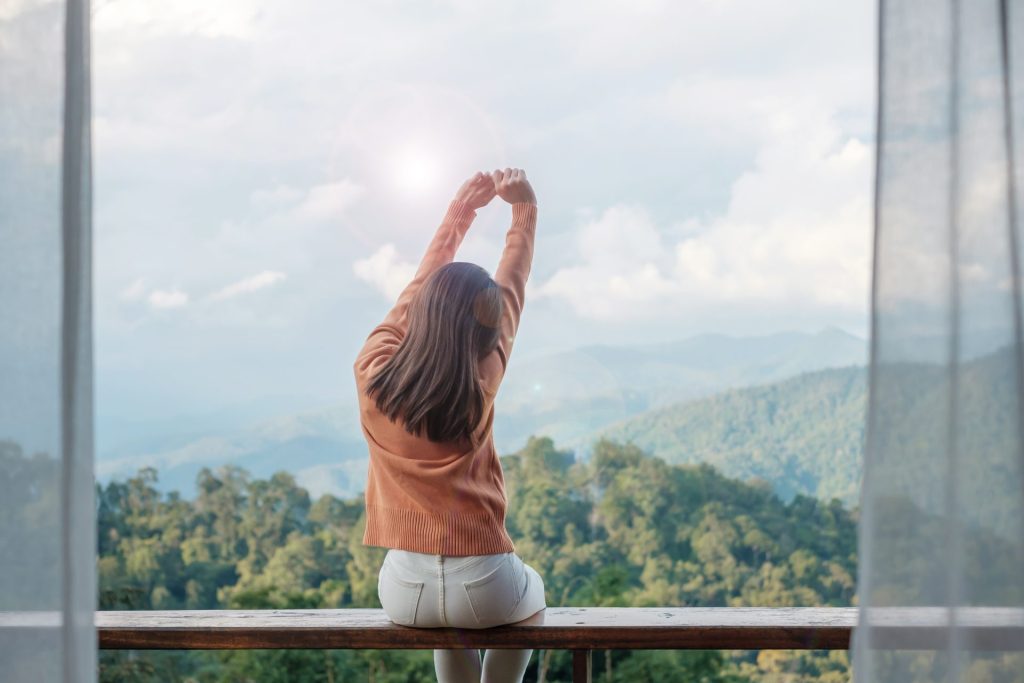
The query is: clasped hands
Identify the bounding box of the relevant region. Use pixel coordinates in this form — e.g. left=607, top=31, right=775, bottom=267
left=453, top=167, right=537, bottom=211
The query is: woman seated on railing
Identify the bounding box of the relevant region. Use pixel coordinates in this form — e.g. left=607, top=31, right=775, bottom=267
left=353, top=168, right=545, bottom=683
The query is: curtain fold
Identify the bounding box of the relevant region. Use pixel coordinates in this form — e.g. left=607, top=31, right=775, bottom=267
left=854, top=0, right=1024, bottom=680
left=0, top=0, right=96, bottom=681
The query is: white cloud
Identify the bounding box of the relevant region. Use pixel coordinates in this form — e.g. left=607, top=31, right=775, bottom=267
left=118, top=280, right=193, bottom=310
left=353, top=244, right=417, bottom=301
left=535, top=107, right=873, bottom=320
left=289, top=180, right=365, bottom=224
left=670, top=134, right=871, bottom=308
left=534, top=206, right=679, bottom=320
left=147, top=288, right=189, bottom=309
left=209, top=270, right=287, bottom=301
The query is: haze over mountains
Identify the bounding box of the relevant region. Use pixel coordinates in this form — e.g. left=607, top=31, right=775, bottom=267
left=496, top=326, right=865, bottom=451
left=95, top=328, right=867, bottom=502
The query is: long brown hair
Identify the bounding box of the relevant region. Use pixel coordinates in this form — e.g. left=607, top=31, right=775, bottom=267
left=365, top=261, right=504, bottom=444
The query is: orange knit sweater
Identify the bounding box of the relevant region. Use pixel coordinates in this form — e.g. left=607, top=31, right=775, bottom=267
left=353, top=198, right=538, bottom=556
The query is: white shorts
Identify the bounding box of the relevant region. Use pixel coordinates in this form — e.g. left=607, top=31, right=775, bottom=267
left=377, top=549, right=547, bottom=629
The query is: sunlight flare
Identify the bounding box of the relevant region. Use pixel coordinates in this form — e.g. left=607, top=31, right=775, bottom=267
left=392, top=145, right=441, bottom=196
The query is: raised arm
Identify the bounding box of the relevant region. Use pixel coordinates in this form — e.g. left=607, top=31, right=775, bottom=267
left=354, top=172, right=496, bottom=380
left=379, top=202, right=475, bottom=331
left=491, top=168, right=538, bottom=374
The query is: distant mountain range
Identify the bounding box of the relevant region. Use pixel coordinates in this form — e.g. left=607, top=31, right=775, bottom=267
left=95, top=404, right=371, bottom=502
left=589, top=366, right=867, bottom=506
left=494, top=326, right=866, bottom=451
left=95, top=328, right=867, bottom=502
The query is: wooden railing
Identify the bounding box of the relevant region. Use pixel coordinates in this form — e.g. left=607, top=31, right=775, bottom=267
left=4, top=607, right=1024, bottom=683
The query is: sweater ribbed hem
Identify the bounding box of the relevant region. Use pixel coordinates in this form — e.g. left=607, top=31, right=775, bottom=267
left=362, top=504, right=515, bottom=556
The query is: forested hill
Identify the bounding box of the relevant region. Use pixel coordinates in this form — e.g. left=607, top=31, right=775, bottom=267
left=591, top=366, right=867, bottom=506
left=81, top=436, right=858, bottom=681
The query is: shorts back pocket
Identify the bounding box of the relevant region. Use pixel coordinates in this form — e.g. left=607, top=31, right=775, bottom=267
left=378, top=560, right=425, bottom=626
left=461, top=554, right=526, bottom=627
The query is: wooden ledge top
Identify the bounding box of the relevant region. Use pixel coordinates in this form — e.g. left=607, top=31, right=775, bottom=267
left=96, top=606, right=856, bottom=650
left=3, top=607, right=1022, bottom=651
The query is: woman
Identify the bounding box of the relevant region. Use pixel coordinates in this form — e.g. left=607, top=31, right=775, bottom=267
left=353, top=168, right=546, bottom=683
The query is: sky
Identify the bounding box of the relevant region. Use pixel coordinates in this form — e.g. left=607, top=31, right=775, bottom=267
left=90, top=0, right=877, bottom=422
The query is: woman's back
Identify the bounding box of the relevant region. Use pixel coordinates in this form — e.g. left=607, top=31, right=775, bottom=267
left=353, top=169, right=538, bottom=557
left=356, top=341, right=514, bottom=556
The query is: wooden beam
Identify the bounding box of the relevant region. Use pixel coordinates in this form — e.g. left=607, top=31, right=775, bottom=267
left=89, top=607, right=855, bottom=650
left=4, top=606, right=1022, bottom=652
left=87, top=606, right=1024, bottom=651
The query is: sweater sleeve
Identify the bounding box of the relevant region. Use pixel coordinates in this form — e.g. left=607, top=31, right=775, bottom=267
left=492, top=202, right=538, bottom=375
left=354, top=199, right=477, bottom=381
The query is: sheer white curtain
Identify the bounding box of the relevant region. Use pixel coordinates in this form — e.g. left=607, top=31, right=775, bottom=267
left=854, top=0, right=1024, bottom=680
left=0, top=0, right=96, bottom=681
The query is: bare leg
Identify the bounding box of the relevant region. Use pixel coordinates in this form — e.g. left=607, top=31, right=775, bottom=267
left=481, top=648, right=534, bottom=683
left=434, top=648, right=482, bottom=683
